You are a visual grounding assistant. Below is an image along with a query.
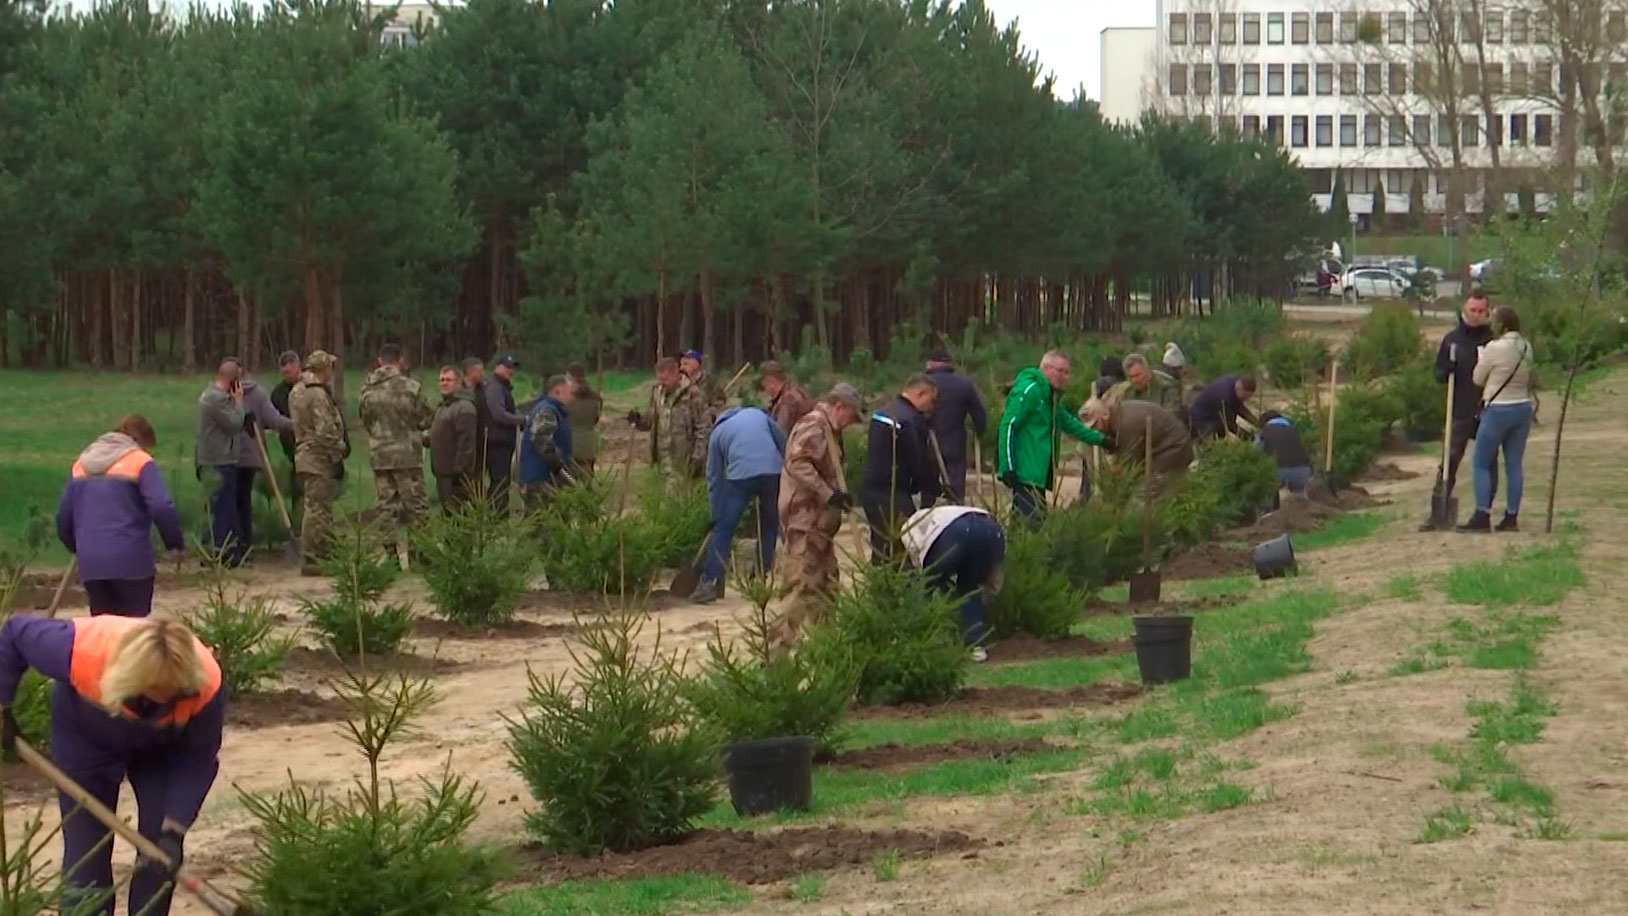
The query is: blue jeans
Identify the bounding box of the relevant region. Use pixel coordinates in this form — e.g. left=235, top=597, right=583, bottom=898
left=208, top=465, right=254, bottom=566
left=1278, top=466, right=1311, bottom=496
left=1473, top=402, right=1533, bottom=516
left=923, top=514, right=1006, bottom=646
left=1008, top=482, right=1045, bottom=525
left=703, top=474, right=780, bottom=586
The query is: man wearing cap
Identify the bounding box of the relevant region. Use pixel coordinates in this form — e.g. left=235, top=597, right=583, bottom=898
left=288, top=351, right=347, bottom=573
left=923, top=348, right=986, bottom=502
left=630, top=357, right=710, bottom=477
left=680, top=349, right=725, bottom=411
left=773, top=383, right=864, bottom=647
left=358, top=343, right=433, bottom=550
left=484, top=355, right=527, bottom=506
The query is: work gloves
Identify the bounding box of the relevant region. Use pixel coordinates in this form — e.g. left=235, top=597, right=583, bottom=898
left=142, top=828, right=185, bottom=877
left=625, top=409, right=643, bottom=426
left=1098, top=435, right=1118, bottom=453
left=827, top=491, right=853, bottom=512
left=1, top=706, right=17, bottom=758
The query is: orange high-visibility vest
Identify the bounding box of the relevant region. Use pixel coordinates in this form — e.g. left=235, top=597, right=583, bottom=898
left=71, top=448, right=155, bottom=481
left=67, top=617, right=222, bottom=726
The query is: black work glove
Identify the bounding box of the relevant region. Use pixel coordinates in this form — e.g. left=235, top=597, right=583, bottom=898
left=1, top=706, right=18, bottom=758
left=625, top=409, right=642, bottom=425
left=144, top=828, right=184, bottom=876
left=1098, top=435, right=1118, bottom=453
left=999, top=471, right=1018, bottom=488
left=827, top=492, right=853, bottom=512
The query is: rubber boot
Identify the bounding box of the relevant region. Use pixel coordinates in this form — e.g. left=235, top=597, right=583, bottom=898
left=1496, top=513, right=1519, bottom=532
left=1456, top=510, right=1491, bottom=533
left=690, top=579, right=720, bottom=605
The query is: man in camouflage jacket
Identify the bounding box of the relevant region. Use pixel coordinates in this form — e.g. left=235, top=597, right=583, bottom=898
left=771, top=383, right=864, bottom=648
left=358, top=344, right=434, bottom=547
left=289, top=350, right=347, bottom=572
left=629, top=357, right=710, bottom=477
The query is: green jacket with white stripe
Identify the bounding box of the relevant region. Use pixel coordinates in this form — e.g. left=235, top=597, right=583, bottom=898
left=996, top=366, right=1103, bottom=490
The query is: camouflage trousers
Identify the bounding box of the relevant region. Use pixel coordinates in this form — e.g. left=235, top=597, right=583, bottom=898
left=374, top=469, right=429, bottom=545
left=770, top=525, right=840, bottom=648
left=521, top=479, right=561, bottom=513
left=298, top=472, right=339, bottom=564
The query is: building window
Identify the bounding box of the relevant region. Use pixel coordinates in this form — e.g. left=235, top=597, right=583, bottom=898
left=1293, top=64, right=1310, bottom=96
left=1267, top=64, right=1285, bottom=96
left=1534, top=62, right=1554, bottom=95
left=1219, top=63, right=1236, bottom=95
left=1388, top=169, right=1408, bottom=194
left=1194, top=65, right=1212, bottom=96
left=1341, top=114, right=1359, bottom=146
left=1416, top=60, right=1434, bottom=94
left=1510, top=9, right=1529, bottom=43
left=1486, top=11, right=1503, bottom=43
left=1340, top=12, right=1359, bottom=43
left=1195, top=115, right=1212, bottom=134
left=1316, top=12, right=1334, bottom=43
left=1339, top=63, right=1357, bottom=94
left=1390, top=115, right=1408, bottom=146
left=1267, top=115, right=1285, bottom=145
left=1268, top=12, right=1285, bottom=44
left=1434, top=170, right=1448, bottom=194
left=1292, top=115, right=1309, bottom=147
left=1169, top=13, right=1188, bottom=44
left=1413, top=13, right=1431, bottom=44
left=1194, top=12, right=1213, bottom=44
left=1535, top=113, right=1553, bottom=146
left=1511, top=62, right=1529, bottom=95
left=1365, top=115, right=1382, bottom=146
left=1485, top=63, right=1503, bottom=96
left=1534, top=10, right=1552, bottom=44
left=1309, top=169, right=1333, bottom=193
left=1218, top=115, right=1237, bottom=135
left=1352, top=169, right=1374, bottom=193
left=1388, top=11, right=1407, bottom=43
left=1220, top=12, right=1237, bottom=44
left=1611, top=10, right=1627, bottom=44
left=1510, top=114, right=1528, bottom=145
left=1461, top=115, right=1479, bottom=148
left=1169, top=64, right=1188, bottom=96
left=1291, top=12, right=1308, bottom=44
left=1316, top=115, right=1334, bottom=146
left=1613, top=63, right=1628, bottom=96
left=1242, top=64, right=1261, bottom=96
left=1243, top=114, right=1262, bottom=138
left=1413, top=114, right=1432, bottom=146
left=1243, top=13, right=1261, bottom=44
left=1487, top=113, right=1503, bottom=147
left=1365, top=63, right=1383, bottom=95
left=1464, top=63, right=1480, bottom=96
left=1389, top=62, right=1409, bottom=94
left=1461, top=10, right=1481, bottom=42
left=1316, top=63, right=1333, bottom=95
left=1438, top=114, right=1453, bottom=147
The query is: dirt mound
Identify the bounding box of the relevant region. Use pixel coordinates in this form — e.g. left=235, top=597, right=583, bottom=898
left=850, top=684, right=1143, bottom=721
left=228, top=689, right=350, bottom=729
left=1162, top=542, right=1255, bottom=580
left=518, top=589, right=689, bottom=616
left=527, top=826, right=981, bottom=885
left=987, top=633, right=1128, bottom=663
left=282, top=647, right=466, bottom=676
left=12, top=581, right=86, bottom=612
left=1308, top=481, right=1383, bottom=510
left=413, top=618, right=577, bottom=641
left=1, top=762, right=56, bottom=808
left=1360, top=461, right=1420, bottom=482
left=821, top=738, right=1055, bottom=771
left=1231, top=498, right=1340, bottom=541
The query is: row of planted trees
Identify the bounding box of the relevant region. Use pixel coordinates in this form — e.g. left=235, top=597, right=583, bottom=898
left=0, top=0, right=1324, bottom=376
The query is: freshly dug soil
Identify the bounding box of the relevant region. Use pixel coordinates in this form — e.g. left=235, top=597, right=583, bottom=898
left=282, top=647, right=466, bottom=676
left=1, top=761, right=57, bottom=807
left=1162, top=542, right=1256, bottom=580
left=1308, top=481, right=1383, bottom=510
left=1231, top=498, right=1340, bottom=541
left=227, top=689, right=350, bottom=729
left=1360, top=461, right=1420, bottom=482
left=850, top=684, right=1143, bottom=721
left=821, top=737, right=1055, bottom=771
left=987, top=633, right=1129, bottom=663
left=12, top=582, right=87, bottom=612
left=413, top=618, right=577, bottom=641
left=527, top=826, right=982, bottom=885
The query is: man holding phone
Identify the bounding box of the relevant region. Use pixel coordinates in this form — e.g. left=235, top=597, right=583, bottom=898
left=195, top=358, right=248, bottom=564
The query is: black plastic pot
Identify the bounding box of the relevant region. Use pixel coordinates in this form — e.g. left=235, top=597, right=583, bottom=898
left=1253, top=534, right=1297, bottom=580
left=1128, top=571, right=1162, bottom=603
left=1131, top=615, right=1193, bottom=685
left=724, top=736, right=816, bottom=816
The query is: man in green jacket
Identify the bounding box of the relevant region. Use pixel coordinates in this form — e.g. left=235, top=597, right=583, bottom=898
left=997, top=350, right=1110, bottom=521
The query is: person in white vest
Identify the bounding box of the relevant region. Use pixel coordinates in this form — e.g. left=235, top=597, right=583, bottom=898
left=901, top=504, right=1006, bottom=663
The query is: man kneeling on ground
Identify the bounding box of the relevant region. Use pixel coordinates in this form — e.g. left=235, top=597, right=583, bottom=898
left=902, top=504, right=1006, bottom=663
left=1255, top=410, right=1313, bottom=498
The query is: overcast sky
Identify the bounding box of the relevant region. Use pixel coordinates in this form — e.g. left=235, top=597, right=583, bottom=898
left=981, top=0, right=1156, bottom=101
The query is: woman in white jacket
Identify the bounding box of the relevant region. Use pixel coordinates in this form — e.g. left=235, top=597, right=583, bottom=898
left=1462, top=306, right=1535, bottom=533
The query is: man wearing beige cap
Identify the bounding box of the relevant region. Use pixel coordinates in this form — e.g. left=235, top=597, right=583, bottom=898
left=772, top=383, right=864, bottom=647
left=288, top=350, right=348, bottom=574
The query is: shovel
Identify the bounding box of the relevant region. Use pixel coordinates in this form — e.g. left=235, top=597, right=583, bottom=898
left=1128, top=415, right=1162, bottom=604
left=667, top=528, right=716, bottom=599
left=12, top=738, right=258, bottom=916
left=1427, top=345, right=1460, bottom=529
left=1319, top=361, right=1348, bottom=495
left=44, top=558, right=77, bottom=618
left=252, top=426, right=301, bottom=563
left=927, top=431, right=960, bottom=506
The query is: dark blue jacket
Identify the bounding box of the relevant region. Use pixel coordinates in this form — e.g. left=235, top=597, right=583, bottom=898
left=57, top=434, right=185, bottom=582
left=862, top=396, right=938, bottom=503
left=520, top=397, right=572, bottom=485
left=1189, top=374, right=1258, bottom=432
left=923, top=366, right=987, bottom=472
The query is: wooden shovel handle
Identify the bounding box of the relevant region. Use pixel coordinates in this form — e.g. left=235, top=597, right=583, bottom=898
left=252, top=426, right=295, bottom=532
left=46, top=559, right=76, bottom=619
left=13, top=739, right=255, bottom=916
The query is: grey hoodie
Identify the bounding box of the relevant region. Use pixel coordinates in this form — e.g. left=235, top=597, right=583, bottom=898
left=196, top=385, right=245, bottom=467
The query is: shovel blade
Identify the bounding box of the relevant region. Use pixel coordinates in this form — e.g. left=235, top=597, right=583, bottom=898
left=1429, top=493, right=1459, bottom=529
left=667, top=566, right=702, bottom=599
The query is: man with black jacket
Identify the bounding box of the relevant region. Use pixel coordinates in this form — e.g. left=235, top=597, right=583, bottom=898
left=482, top=355, right=527, bottom=506
left=923, top=349, right=987, bottom=501
left=1423, top=295, right=1497, bottom=529
left=860, top=374, right=940, bottom=563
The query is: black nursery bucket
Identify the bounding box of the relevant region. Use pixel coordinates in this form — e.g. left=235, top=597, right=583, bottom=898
left=1131, top=615, right=1194, bottom=685
left=724, top=736, right=816, bottom=816
left=1128, top=571, right=1162, bottom=603
left=1253, top=534, right=1298, bottom=580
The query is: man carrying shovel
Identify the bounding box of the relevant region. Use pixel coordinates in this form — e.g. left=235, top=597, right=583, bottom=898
left=1421, top=294, right=1497, bottom=530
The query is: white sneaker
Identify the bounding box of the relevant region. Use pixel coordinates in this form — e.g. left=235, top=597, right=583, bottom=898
left=970, top=646, right=989, bottom=663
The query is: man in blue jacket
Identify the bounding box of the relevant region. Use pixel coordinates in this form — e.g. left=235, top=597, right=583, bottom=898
left=694, top=407, right=786, bottom=603
left=518, top=375, right=576, bottom=510
left=861, top=374, right=940, bottom=563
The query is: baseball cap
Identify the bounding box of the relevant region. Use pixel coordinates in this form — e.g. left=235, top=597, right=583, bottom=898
left=493, top=355, right=520, bottom=369
left=305, top=350, right=336, bottom=370
left=827, top=382, right=864, bottom=415
left=681, top=349, right=702, bottom=362
left=926, top=347, right=952, bottom=363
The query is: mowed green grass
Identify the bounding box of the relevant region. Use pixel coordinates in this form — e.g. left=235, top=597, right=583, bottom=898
left=0, top=368, right=647, bottom=560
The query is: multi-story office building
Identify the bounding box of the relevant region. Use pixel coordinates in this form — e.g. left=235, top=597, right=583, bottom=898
left=1105, top=2, right=1628, bottom=222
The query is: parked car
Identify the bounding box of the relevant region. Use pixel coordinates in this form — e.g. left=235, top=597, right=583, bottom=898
left=1343, top=267, right=1410, bottom=300
left=1470, top=258, right=1500, bottom=281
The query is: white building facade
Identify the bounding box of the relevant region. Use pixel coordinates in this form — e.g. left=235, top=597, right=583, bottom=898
left=1100, top=27, right=1159, bottom=125
left=1139, top=1, right=1628, bottom=221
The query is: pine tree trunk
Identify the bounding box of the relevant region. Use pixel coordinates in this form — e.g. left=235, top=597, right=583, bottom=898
left=329, top=271, right=346, bottom=402
left=699, top=265, right=716, bottom=364
left=129, top=271, right=142, bottom=372
left=182, top=268, right=196, bottom=373
left=656, top=271, right=668, bottom=362
left=302, top=264, right=326, bottom=354
left=237, top=291, right=251, bottom=364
